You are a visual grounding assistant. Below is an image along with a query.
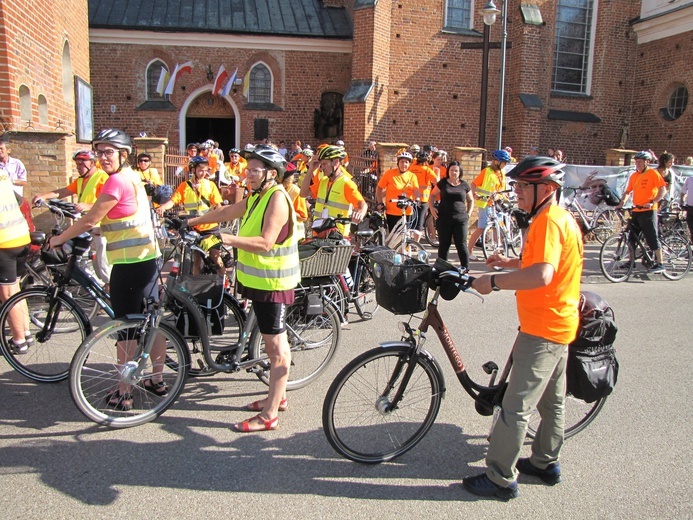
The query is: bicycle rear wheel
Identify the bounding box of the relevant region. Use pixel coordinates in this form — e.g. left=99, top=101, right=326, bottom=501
left=592, top=209, right=622, bottom=244
left=482, top=224, right=508, bottom=259
left=0, top=288, right=90, bottom=382
left=249, top=296, right=341, bottom=390
left=424, top=212, right=439, bottom=247
left=69, top=318, right=190, bottom=428
left=527, top=394, right=607, bottom=440
left=660, top=234, right=692, bottom=280
left=322, top=346, right=443, bottom=464
left=353, top=264, right=379, bottom=320
left=599, top=234, right=634, bottom=282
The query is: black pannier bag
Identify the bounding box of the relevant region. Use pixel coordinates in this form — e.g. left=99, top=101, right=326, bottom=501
left=598, top=184, right=621, bottom=207
left=567, top=291, right=619, bottom=403
left=175, top=275, right=226, bottom=337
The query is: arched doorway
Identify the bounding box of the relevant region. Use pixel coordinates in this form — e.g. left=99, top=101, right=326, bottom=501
left=179, top=86, right=240, bottom=156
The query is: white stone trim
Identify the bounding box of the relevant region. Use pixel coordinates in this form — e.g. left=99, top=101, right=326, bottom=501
left=178, top=85, right=241, bottom=151
left=633, top=5, right=693, bottom=44
left=90, top=29, right=352, bottom=54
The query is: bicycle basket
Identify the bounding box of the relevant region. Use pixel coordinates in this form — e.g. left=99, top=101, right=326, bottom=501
left=299, top=241, right=353, bottom=278
left=369, top=249, right=432, bottom=314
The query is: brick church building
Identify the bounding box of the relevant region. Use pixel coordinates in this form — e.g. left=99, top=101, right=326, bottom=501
left=1, top=0, right=691, bottom=203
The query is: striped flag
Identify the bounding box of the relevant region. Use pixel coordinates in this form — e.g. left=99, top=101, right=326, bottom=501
left=212, top=65, right=229, bottom=95
left=156, top=67, right=170, bottom=96
left=220, top=68, right=237, bottom=97
left=164, top=61, right=194, bottom=96
left=242, top=69, right=251, bottom=98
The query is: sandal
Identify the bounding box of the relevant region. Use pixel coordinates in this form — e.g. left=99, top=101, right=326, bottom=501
left=232, top=414, right=278, bottom=432
left=106, top=390, right=133, bottom=411
left=8, top=338, right=28, bottom=354
left=143, top=379, right=168, bottom=396
left=246, top=397, right=288, bottom=412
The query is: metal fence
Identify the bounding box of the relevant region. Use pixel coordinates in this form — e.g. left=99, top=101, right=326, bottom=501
left=163, top=146, right=188, bottom=187
left=348, top=154, right=379, bottom=208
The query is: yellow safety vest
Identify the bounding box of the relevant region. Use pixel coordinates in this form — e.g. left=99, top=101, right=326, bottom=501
left=100, top=168, right=159, bottom=264
left=236, top=184, right=300, bottom=291
left=314, top=174, right=353, bottom=237
left=0, top=170, right=30, bottom=246
left=182, top=179, right=217, bottom=216
left=76, top=169, right=109, bottom=204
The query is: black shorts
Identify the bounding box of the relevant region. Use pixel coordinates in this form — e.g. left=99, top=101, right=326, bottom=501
left=0, top=244, right=30, bottom=285
left=110, top=259, right=160, bottom=319
left=253, top=301, right=288, bottom=335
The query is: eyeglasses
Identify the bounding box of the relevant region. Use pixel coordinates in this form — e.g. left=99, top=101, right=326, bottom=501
left=95, top=149, right=118, bottom=158
left=138, top=159, right=151, bottom=163
left=247, top=167, right=267, bottom=176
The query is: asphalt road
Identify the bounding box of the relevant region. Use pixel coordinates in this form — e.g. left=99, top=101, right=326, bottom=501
left=0, top=245, right=691, bottom=519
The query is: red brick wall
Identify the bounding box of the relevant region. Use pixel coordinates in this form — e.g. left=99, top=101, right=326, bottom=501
left=89, top=43, right=352, bottom=151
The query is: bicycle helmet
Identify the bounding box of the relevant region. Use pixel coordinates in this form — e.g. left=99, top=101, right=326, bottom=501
left=198, top=141, right=212, bottom=150
left=335, top=140, right=345, bottom=147
left=416, top=150, right=429, bottom=163
left=283, top=161, right=298, bottom=179
left=301, top=148, right=314, bottom=158
left=188, top=155, right=209, bottom=170
left=228, top=148, right=241, bottom=156
left=410, top=144, right=420, bottom=154
left=136, top=152, right=152, bottom=162
left=186, top=142, right=199, bottom=150
left=92, top=129, right=132, bottom=153
left=396, top=150, right=413, bottom=162
left=492, top=149, right=512, bottom=163
left=507, top=156, right=565, bottom=187
left=634, top=150, right=653, bottom=161
left=241, top=144, right=287, bottom=176
left=317, top=145, right=347, bottom=161
left=151, top=184, right=174, bottom=205
left=72, top=149, right=96, bottom=161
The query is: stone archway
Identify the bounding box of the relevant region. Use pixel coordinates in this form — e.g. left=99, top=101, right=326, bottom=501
left=179, top=85, right=241, bottom=154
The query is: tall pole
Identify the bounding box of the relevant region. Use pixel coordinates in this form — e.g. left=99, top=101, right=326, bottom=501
left=496, top=0, right=508, bottom=150
left=479, top=23, right=490, bottom=153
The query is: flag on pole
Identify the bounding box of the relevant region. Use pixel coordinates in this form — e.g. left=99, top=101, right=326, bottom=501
left=212, top=65, right=229, bottom=96
left=156, top=67, right=170, bottom=96
left=242, top=69, right=251, bottom=98
left=220, top=68, right=238, bottom=97
left=164, top=61, right=194, bottom=96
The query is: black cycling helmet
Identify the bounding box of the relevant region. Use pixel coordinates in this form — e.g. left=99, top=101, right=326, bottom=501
left=416, top=150, right=429, bottom=163
left=188, top=155, right=209, bottom=170
left=242, top=144, right=287, bottom=176
left=137, top=152, right=152, bottom=162
left=187, top=142, right=199, bottom=150
left=92, top=129, right=132, bottom=154
left=151, top=184, right=174, bottom=205
left=507, top=156, right=565, bottom=187
left=228, top=147, right=241, bottom=155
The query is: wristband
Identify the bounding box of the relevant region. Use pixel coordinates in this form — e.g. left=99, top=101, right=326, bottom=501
left=490, top=275, right=501, bottom=292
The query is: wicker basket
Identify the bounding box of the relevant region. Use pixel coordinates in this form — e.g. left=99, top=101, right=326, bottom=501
left=369, top=249, right=432, bottom=315
left=299, top=244, right=354, bottom=278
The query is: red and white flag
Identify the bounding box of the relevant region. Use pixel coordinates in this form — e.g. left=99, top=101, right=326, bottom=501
left=212, top=65, right=229, bottom=96
left=164, top=61, right=194, bottom=96
left=220, top=68, right=238, bottom=97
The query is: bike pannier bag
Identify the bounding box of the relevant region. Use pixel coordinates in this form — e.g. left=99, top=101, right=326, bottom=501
left=567, top=291, right=619, bottom=403
left=176, top=274, right=226, bottom=337
left=599, top=185, right=621, bottom=207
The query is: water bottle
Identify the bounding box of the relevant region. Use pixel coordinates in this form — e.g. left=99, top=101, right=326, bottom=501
left=343, top=268, right=354, bottom=289
left=393, top=254, right=403, bottom=265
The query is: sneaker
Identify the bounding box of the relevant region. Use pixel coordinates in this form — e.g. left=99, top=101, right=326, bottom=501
left=8, top=338, right=28, bottom=354
left=516, top=458, right=562, bottom=485
left=468, top=254, right=479, bottom=262
left=648, top=263, right=665, bottom=274
left=462, top=473, right=519, bottom=500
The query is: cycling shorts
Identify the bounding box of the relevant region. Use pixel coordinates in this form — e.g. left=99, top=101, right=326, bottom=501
left=253, top=301, right=288, bottom=335
left=0, top=245, right=30, bottom=285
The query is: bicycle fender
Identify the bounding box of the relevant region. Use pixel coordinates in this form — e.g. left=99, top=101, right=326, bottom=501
left=377, top=342, right=447, bottom=398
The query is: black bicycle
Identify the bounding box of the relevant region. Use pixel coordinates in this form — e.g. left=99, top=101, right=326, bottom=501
left=322, top=253, right=606, bottom=463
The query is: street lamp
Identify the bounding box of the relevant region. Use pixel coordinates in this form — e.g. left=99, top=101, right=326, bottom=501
left=478, top=1, right=500, bottom=153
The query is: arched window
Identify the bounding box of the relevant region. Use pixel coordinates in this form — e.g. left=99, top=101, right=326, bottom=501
left=62, top=41, right=73, bottom=103
left=38, top=94, right=48, bottom=125
left=146, top=59, right=169, bottom=100
left=248, top=63, right=272, bottom=104
left=19, top=85, right=32, bottom=122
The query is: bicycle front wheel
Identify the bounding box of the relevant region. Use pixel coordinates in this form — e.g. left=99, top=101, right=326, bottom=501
left=322, top=346, right=443, bottom=464
left=527, top=394, right=607, bottom=440
left=401, top=239, right=424, bottom=258
left=249, top=297, right=341, bottom=390
left=482, top=224, right=508, bottom=259
left=0, top=288, right=90, bottom=382
left=599, top=234, right=634, bottom=282
left=592, top=209, right=621, bottom=244
left=659, top=234, right=692, bottom=280
left=69, top=318, right=190, bottom=428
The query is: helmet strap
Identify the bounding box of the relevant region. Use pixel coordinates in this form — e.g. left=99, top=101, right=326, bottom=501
left=528, top=184, right=556, bottom=218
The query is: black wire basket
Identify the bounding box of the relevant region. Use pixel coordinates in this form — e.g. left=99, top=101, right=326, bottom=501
left=369, top=249, right=432, bottom=314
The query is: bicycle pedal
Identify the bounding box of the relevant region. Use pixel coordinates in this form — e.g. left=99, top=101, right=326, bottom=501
left=482, top=361, right=498, bottom=375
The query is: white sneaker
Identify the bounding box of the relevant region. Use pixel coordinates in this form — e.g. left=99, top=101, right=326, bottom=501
left=468, top=254, right=479, bottom=261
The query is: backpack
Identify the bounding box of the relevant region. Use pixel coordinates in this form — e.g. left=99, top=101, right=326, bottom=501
left=567, top=291, right=619, bottom=403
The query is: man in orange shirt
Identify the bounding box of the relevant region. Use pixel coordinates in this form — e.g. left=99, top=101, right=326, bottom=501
left=616, top=150, right=667, bottom=273
left=376, top=150, right=419, bottom=231
left=409, top=150, right=438, bottom=240
left=465, top=156, right=583, bottom=500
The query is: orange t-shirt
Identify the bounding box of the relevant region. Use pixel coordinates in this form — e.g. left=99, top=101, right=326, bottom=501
left=516, top=204, right=583, bottom=344
left=625, top=168, right=666, bottom=211
left=377, top=168, right=419, bottom=216
left=436, top=165, right=448, bottom=179
left=408, top=163, right=438, bottom=203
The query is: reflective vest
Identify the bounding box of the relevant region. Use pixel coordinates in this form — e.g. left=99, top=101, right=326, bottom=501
left=314, top=174, right=353, bottom=237
left=236, top=184, right=300, bottom=291
left=473, top=167, right=505, bottom=208
left=0, top=170, right=30, bottom=246
left=181, top=179, right=216, bottom=215
left=76, top=169, right=109, bottom=204
left=100, top=168, right=159, bottom=264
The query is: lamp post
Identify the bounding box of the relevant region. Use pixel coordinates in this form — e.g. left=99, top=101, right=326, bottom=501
left=478, top=1, right=500, bottom=153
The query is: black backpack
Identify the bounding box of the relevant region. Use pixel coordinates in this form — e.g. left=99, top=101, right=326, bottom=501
left=567, top=291, right=619, bottom=403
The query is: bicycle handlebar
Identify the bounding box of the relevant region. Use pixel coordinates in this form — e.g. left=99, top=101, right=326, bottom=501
left=34, top=198, right=81, bottom=220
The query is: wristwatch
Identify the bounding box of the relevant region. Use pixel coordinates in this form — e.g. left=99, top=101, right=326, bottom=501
left=490, top=275, right=501, bottom=292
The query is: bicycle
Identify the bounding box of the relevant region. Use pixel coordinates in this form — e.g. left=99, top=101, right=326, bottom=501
left=385, top=197, right=426, bottom=258
left=322, top=254, right=607, bottom=463
left=562, top=186, right=625, bottom=244
left=0, top=232, right=113, bottom=382
left=69, top=243, right=342, bottom=427
left=481, top=191, right=523, bottom=259
left=599, top=212, right=692, bottom=282
left=423, top=201, right=439, bottom=247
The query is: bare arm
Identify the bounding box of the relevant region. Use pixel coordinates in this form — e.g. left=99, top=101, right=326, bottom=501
left=472, top=262, right=554, bottom=295
left=428, top=185, right=440, bottom=219
left=49, top=194, right=119, bottom=247
left=466, top=190, right=474, bottom=215
left=188, top=198, right=248, bottom=227
left=33, top=187, right=73, bottom=204
left=220, top=191, right=288, bottom=253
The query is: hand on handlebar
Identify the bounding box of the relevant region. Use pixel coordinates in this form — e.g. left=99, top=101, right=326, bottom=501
left=169, top=217, right=189, bottom=232
left=471, top=273, right=495, bottom=295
